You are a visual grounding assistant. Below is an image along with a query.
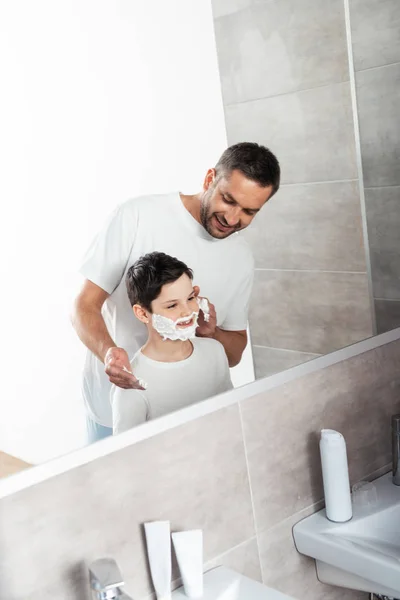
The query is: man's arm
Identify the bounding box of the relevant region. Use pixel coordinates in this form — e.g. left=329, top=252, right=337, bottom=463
left=195, top=294, right=247, bottom=367
left=213, top=327, right=247, bottom=368
left=72, top=280, right=113, bottom=363
left=72, top=279, right=142, bottom=389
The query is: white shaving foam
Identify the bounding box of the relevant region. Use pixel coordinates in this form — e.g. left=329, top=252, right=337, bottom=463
left=196, top=297, right=210, bottom=322
left=152, top=311, right=199, bottom=341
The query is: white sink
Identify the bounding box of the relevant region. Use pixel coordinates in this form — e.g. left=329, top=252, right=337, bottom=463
left=172, top=566, right=297, bottom=599
left=293, top=473, right=400, bottom=597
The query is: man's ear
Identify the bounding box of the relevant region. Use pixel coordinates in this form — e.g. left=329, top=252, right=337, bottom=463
left=133, top=304, right=150, bottom=324
left=193, top=285, right=200, bottom=297
left=202, top=168, right=216, bottom=191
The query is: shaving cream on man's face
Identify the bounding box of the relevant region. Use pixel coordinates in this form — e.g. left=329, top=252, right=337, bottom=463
left=152, top=311, right=199, bottom=341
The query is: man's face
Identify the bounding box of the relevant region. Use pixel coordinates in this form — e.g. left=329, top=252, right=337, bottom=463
left=200, top=169, right=274, bottom=239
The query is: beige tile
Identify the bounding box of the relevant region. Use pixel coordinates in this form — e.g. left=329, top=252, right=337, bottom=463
left=205, top=537, right=262, bottom=583
left=356, top=63, right=400, bottom=187
left=258, top=510, right=367, bottom=600
left=214, top=0, right=348, bottom=103
left=241, top=339, right=400, bottom=532
left=243, top=181, right=366, bottom=271
left=350, top=0, right=400, bottom=71
left=0, top=406, right=254, bottom=600
left=249, top=270, right=373, bottom=354
left=365, top=186, right=400, bottom=299
left=253, top=346, right=320, bottom=379
left=225, top=82, right=357, bottom=185
left=375, top=299, right=400, bottom=334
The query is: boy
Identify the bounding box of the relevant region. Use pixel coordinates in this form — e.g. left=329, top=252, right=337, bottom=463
left=112, top=252, right=233, bottom=434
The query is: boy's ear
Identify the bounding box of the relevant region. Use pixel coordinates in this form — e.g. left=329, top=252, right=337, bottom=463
left=193, top=285, right=200, bottom=297
left=133, top=304, right=150, bottom=324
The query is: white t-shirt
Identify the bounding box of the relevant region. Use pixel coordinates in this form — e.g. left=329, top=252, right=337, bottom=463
left=112, top=337, right=233, bottom=434
left=79, top=191, right=254, bottom=426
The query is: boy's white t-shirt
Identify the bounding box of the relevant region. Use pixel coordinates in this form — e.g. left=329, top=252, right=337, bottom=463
left=79, top=191, right=254, bottom=427
left=112, top=337, right=233, bottom=434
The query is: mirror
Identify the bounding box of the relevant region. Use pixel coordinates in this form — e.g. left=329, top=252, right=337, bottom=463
left=1, top=0, right=398, bottom=478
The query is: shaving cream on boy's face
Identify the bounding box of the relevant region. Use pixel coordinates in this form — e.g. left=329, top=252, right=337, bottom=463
left=151, top=297, right=210, bottom=342
left=152, top=311, right=199, bottom=341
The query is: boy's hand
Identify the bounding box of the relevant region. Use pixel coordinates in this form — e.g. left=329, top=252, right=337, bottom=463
left=104, top=347, right=146, bottom=390
left=193, top=286, right=217, bottom=338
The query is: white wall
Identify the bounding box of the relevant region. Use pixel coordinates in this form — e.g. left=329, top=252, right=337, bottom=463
left=0, top=1, right=253, bottom=464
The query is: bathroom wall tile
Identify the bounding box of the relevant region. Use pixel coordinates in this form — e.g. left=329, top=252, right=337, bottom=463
left=375, top=299, right=400, bottom=334
left=349, top=0, right=400, bottom=71
left=211, top=0, right=251, bottom=19
left=356, top=63, right=400, bottom=187
left=249, top=270, right=373, bottom=354
left=0, top=406, right=254, bottom=600
left=225, top=82, right=357, bottom=185
left=253, top=345, right=320, bottom=379
left=258, top=508, right=367, bottom=600
left=205, top=537, right=262, bottom=583
left=243, top=181, right=366, bottom=271
left=365, top=186, right=400, bottom=299
left=240, top=338, right=400, bottom=531
left=213, top=0, right=349, bottom=104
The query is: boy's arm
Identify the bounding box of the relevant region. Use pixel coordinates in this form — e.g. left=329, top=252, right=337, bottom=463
left=112, top=387, right=149, bottom=434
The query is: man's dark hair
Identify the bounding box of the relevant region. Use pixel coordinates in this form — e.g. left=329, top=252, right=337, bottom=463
left=126, top=252, right=193, bottom=311
left=215, top=142, right=280, bottom=197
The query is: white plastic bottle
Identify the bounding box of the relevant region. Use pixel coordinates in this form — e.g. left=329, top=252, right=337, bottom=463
left=319, top=429, right=352, bottom=522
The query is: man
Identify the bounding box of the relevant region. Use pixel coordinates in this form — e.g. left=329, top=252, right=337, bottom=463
left=112, top=251, right=233, bottom=434
left=72, top=142, right=280, bottom=441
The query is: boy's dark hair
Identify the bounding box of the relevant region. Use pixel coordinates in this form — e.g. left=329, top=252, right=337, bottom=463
left=215, top=142, right=281, bottom=197
left=126, top=252, right=193, bottom=311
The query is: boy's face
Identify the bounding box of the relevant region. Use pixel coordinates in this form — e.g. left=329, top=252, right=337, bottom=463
left=150, top=274, right=198, bottom=328
left=133, top=273, right=200, bottom=334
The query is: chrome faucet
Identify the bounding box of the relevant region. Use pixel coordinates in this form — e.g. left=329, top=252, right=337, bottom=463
left=89, top=557, right=134, bottom=599
left=391, top=414, right=400, bottom=486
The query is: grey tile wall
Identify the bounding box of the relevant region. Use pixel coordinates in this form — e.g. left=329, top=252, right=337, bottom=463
left=240, top=338, right=400, bottom=532
left=225, top=82, right=358, bottom=185
left=214, top=0, right=349, bottom=103
left=356, top=63, right=400, bottom=188
left=375, top=299, right=400, bottom=334
left=0, top=406, right=254, bottom=600
left=349, top=0, right=400, bottom=71
left=212, top=0, right=374, bottom=367
left=365, top=186, right=400, bottom=299
left=243, top=181, right=366, bottom=271
left=351, top=0, right=400, bottom=335
left=250, top=270, right=372, bottom=354
left=2, top=336, right=399, bottom=600
left=252, top=346, right=320, bottom=379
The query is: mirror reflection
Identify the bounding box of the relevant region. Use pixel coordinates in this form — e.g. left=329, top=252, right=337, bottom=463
left=1, top=0, right=398, bottom=479
left=73, top=149, right=279, bottom=441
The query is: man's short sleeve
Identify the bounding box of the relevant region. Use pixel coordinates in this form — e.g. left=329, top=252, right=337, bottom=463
left=220, top=249, right=254, bottom=332
left=79, top=201, right=137, bottom=294
left=112, top=387, right=149, bottom=434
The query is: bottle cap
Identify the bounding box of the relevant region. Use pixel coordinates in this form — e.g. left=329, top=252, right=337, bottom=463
left=321, top=429, right=344, bottom=443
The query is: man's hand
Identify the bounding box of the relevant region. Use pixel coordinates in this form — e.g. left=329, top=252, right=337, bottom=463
left=104, top=347, right=145, bottom=390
